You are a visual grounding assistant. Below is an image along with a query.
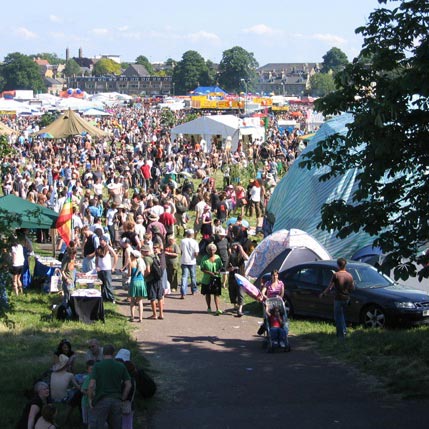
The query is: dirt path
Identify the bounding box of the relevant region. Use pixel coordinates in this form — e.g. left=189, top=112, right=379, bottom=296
left=112, top=280, right=428, bottom=429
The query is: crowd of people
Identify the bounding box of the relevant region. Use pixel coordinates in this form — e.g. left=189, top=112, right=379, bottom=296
left=17, top=338, right=145, bottom=429
left=3, top=103, right=313, bottom=317
left=5, top=103, right=316, bottom=428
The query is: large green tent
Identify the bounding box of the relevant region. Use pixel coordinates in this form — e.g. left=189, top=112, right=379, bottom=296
left=0, top=195, right=58, bottom=230
left=33, top=108, right=109, bottom=139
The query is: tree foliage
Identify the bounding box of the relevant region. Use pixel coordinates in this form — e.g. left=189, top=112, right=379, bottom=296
left=92, top=58, right=122, bottom=76
left=32, top=52, right=65, bottom=65
left=309, top=72, right=336, bottom=97
left=63, top=59, right=81, bottom=77
left=321, top=47, right=349, bottom=74
left=300, top=0, right=429, bottom=279
left=0, top=52, right=45, bottom=92
left=218, top=46, right=259, bottom=93
left=135, top=55, right=154, bottom=75
left=172, top=50, right=209, bottom=95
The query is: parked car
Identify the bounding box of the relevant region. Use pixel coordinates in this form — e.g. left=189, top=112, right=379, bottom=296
left=279, top=261, right=429, bottom=328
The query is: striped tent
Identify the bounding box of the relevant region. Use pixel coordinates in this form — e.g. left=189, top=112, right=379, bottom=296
left=267, top=113, right=374, bottom=259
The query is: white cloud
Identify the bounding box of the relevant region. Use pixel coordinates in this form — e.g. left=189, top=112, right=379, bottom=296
left=311, top=33, right=347, bottom=45
left=242, top=24, right=282, bottom=36
left=49, top=15, right=62, bottom=23
left=185, top=31, right=220, bottom=43
left=15, top=27, right=38, bottom=39
left=91, top=28, right=109, bottom=36
left=293, top=32, right=347, bottom=46
left=117, top=26, right=129, bottom=32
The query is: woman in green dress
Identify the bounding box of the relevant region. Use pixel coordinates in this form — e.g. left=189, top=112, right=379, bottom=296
left=128, top=250, right=147, bottom=322
left=200, top=243, right=223, bottom=315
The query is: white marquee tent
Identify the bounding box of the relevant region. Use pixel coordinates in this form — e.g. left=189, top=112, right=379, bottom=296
left=170, top=114, right=264, bottom=152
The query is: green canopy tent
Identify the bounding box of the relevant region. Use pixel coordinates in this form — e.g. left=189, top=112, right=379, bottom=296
left=0, top=195, right=58, bottom=230
left=32, top=108, right=109, bottom=139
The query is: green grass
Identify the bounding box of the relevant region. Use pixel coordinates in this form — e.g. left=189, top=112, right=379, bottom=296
left=0, top=290, right=153, bottom=428
left=241, top=297, right=429, bottom=399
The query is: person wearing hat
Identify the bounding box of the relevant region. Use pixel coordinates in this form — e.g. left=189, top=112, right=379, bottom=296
left=200, top=243, right=223, bottom=315
left=127, top=249, right=147, bottom=322
left=95, top=235, right=118, bottom=303
left=142, top=244, right=165, bottom=319
left=147, top=215, right=167, bottom=241
left=50, top=354, right=80, bottom=403
left=179, top=229, right=199, bottom=298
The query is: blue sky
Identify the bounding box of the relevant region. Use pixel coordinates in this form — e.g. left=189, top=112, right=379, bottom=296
left=1, top=0, right=385, bottom=65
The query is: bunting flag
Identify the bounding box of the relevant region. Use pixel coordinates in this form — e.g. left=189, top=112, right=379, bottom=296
left=56, top=191, right=73, bottom=246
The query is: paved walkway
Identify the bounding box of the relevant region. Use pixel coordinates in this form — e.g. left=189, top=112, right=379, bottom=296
left=113, top=282, right=428, bottom=429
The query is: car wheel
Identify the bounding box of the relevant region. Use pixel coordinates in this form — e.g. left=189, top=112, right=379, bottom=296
left=284, top=297, right=294, bottom=318
left=362, top=305, right=386, bottom=328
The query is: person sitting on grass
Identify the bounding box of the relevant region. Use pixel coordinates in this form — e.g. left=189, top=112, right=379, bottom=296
left=53, top=339, right=76, bottom=373
left=34, top=404, right=57, bottom=429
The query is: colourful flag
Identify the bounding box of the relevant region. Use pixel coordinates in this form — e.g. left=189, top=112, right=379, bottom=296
left=56, top=191, right=73, bottom=246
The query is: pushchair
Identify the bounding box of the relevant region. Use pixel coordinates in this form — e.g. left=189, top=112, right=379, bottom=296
left=262, top=297, right=291, bottom=352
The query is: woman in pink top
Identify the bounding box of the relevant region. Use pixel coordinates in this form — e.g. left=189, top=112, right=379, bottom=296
left=261, top=270, right=284, bottom=299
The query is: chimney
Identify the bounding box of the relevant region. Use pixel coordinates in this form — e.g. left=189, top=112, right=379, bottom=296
left=79, top=47, right=82, bottom=58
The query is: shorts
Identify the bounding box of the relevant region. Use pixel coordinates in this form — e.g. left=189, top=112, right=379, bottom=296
left=147, top=280, right=164, bottom=301
left=10, top=265, right=23, bottom=275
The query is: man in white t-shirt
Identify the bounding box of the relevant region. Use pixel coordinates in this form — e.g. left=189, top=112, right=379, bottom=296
left=179, top=229, right=199, bottom=298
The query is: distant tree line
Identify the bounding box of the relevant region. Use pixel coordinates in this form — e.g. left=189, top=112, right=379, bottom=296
left=0, top=46, right=349, bottom=95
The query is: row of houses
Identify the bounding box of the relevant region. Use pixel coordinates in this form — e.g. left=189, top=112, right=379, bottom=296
left=34, top=49, right=320, bottom=96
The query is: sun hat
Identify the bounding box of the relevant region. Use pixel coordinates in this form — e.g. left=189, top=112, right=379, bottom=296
left=115, top=348, right=131, bottom=362
left=148, top=213, right=159, bottom=222
left=217, top=227, right=227, bottom=236
left=141, top=244, right=152, bottom=253
left=131, top=249, right=141, bottom=258
left=52, top=354, right=69, bottom=372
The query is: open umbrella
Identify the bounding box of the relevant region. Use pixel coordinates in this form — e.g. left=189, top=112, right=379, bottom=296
left=226, top=217, right=250, bottom=228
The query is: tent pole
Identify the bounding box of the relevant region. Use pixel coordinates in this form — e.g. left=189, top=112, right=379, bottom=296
left=52, top=228, right=56, bottom=257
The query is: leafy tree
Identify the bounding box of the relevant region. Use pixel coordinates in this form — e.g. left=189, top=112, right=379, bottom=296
left=309, top=72, right=336, bottom=97
left=63, top=59, right=81, bottom=77
left=172, top=50, right=209, bottom=95
left=32, top=53, right=65, bottom=65
left=92, top=58, right=122, bottom=76
left=321, top=47, right=349, bottom=74
left=0, top=52, right=45, bottom=92
left=300, top=0, right=429, bottom=279
left=135, top=56, right=154, bottom=75
left=160, top=108, right=176, bottom=128
left=164, top=58, right=177, bottom=76
left=218, top=46, right=259, bottom=93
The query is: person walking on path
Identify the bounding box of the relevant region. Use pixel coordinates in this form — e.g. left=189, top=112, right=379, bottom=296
left=95, top=235, right=118, bottom=303
left=87, top=344, right=131, bottom=429
left=200, top=243, right=223, bottom=315
left=127, top=250, right=147, bottom=323
left=179, top=229, right=199, bottom=298
left=319, top=257, right=355, bottom=339
left=141, top=244, right=165, bottom=319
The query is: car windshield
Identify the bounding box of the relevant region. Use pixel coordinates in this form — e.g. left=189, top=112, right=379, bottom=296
left=349, top=266, right=394, bottom=289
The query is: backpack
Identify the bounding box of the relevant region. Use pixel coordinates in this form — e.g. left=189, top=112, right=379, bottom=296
left=151, top=256, right=162, bottom=282
left=135, top=368, right=157, bottom=398
left=176, top=199, right=188, bottom=214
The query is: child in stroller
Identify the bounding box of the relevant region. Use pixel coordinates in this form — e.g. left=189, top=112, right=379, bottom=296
left=263, top=297, right=290, bottom=352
